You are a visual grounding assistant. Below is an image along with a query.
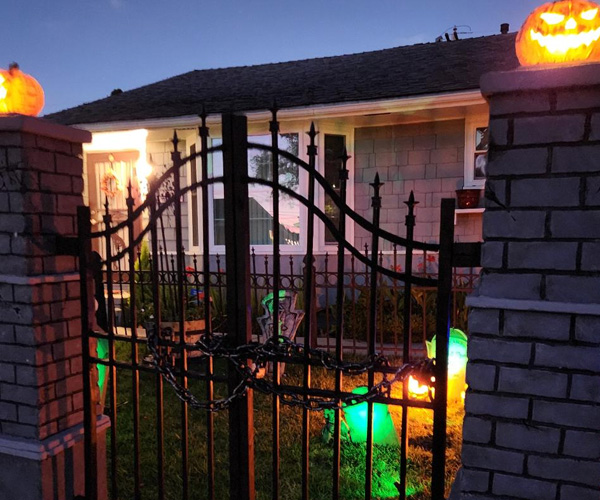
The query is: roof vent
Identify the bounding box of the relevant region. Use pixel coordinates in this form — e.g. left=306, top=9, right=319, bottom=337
left=500, top=23, right=509, bottom=34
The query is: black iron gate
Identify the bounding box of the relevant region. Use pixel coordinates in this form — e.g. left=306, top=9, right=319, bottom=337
left=78, top=112, right=456, bottom=500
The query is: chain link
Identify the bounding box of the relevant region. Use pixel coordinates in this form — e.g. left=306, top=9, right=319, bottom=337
left=146, top=328, right=435, bottom=413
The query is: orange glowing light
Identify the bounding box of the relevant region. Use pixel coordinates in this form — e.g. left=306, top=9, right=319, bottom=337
left=516, top=0, right=600, bottom=65
left=0, top=63, right=44, bottom=116
left=408, top=376, right=429, bottom=398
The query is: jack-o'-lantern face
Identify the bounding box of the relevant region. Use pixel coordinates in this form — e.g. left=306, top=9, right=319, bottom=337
left=516, top=0, right=600, bottom=65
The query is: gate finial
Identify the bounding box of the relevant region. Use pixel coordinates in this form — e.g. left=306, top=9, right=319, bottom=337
left=404, top=190, right=419, bottom=227
left=339, top=146, right=350, bottom=182
left=370, top=173, right=383, bottom=209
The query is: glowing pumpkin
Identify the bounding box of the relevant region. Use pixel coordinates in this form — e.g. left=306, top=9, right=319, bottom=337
left=516, top=0, right=600, bottom=65
left=0, top=63, right=44, bottom=116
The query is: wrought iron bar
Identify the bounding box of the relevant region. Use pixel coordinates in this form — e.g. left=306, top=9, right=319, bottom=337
left=431, top=198, right=455, bottom=500
left=399, top=191, right=418, bottom=500
left=393, top=245, right=400, bottom=357
left=150, top=178, right=166, bottom=500
left=302, top=122, right=318, bottom=500
left=332, top=147, right=349, bottom=500
left=103, top=199, right=118, bottom=500
left=78, top=206, right=98, bottom=500
left=270, top=106, right=282, bottom=500
left=170, top=131, right=190, bottom=500
left=365, top=173, right=383, bottom=500
left=199, top=110, right=216, bottom=500
left=126, top=181, right=142, bottom=500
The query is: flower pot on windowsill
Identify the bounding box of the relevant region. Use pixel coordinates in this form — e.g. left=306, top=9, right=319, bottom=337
left=455, top=188, right=481, bottom=209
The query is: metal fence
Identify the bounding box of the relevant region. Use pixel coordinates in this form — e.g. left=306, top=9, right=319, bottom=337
left=109, top=248, right=478, bottom=358
left=78, top=112, right=460, bottom=500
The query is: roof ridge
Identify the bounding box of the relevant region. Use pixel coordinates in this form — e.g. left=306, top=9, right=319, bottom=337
left=185, top=32, right=516, bottom=75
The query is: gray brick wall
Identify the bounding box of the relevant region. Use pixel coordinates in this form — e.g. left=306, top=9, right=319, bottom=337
left=354, top=120, right=481, bottom=249
left=0, top=122, right=87, bottom=441
left=459, top=64, right=600, bottom=500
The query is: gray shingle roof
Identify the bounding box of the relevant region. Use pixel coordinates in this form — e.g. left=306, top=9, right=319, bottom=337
left=45, top=33, right=518, bottom=126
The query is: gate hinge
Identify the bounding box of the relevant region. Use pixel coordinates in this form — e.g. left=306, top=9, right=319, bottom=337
left=452, top=242, right=481, bottom=267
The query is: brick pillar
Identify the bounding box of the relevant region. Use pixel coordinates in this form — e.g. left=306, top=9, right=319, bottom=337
left=0, top=115, right=108, bottom=500
left=458, top=63, right=600, bottom=500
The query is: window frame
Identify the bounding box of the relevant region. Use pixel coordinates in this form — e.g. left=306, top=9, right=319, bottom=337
left=315, top=122, right=355, bottom=252
left=206, top=130, right=309, bottom=256
left=464, top=114, right=489, bottom=189
left=195, top=121, right=356, bottom=255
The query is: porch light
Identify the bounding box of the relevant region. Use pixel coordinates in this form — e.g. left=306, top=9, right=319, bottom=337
left=84, top=129, right=152, bottom=201
left=136, top=158, right=153, bottom=201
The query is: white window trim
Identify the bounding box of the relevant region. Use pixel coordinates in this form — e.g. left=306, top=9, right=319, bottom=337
left=315, top=122, right=355, bottom=253
left=186, top=138, right=203, bottom=255
left=464, top=114, right=488, bottom=189
left=198, top=122, right=357, bottom=256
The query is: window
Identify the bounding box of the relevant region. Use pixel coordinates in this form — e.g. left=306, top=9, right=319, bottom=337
left=464, top=116, right=488, bottom=188
left=323, top=134, right=346, bottom=244
left=209, top=134, right=301, bottom=250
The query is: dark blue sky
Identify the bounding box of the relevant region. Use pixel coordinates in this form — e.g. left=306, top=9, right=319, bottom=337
left=4, top=0, right=544, bottom=115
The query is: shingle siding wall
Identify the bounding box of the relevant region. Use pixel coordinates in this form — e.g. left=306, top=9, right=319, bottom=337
left=354, top=120, right=481, bottom=250
left=459, top=64, right=600, bottom=500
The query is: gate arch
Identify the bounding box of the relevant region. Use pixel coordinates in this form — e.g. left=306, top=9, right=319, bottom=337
left=78, top=112, right=456, bottom=500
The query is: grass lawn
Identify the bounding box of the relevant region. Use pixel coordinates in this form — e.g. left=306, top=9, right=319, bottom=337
left=104, top=343, right=463, bottom=500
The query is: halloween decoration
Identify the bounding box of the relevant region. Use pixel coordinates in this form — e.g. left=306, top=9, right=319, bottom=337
left=0, top=63, right=45, bottom=116
left=426, top=328, right=468, bottom=402
left=256, top=290, right=304, bottom=375
left=340, top=386, right=399, bottom=445
left=407, top=374, right=435, bottom=400
left=516, top=0, right=600, bottom=65
left=100, top=167, right=123, bottom=198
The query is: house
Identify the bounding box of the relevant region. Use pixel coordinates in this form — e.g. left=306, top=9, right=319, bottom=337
left=45, top=30, right=519, bottom=264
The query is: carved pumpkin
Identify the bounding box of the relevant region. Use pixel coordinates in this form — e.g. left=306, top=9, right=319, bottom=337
left=516, top=0, right=600, bottom=65
left=0, top=63, right=44, bottom=116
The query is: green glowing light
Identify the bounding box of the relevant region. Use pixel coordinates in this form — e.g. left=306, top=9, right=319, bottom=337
left=427, top=327, right=468, bottom=401
left=343, top=386, right=399, bottom=445
left=426, top=327, right=468, bottom=377
left=261, top=290, right=287, bottom=314
left=96, top=338, right=108, bottom=395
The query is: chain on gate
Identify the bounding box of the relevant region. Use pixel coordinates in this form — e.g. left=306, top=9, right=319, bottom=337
left=146, top=328, right=435, bottom=413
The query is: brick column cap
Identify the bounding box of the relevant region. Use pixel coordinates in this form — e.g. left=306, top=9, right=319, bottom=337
left=0, top=114, right=91, bottom=144
left=481, top=62, right=600, bottom=97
